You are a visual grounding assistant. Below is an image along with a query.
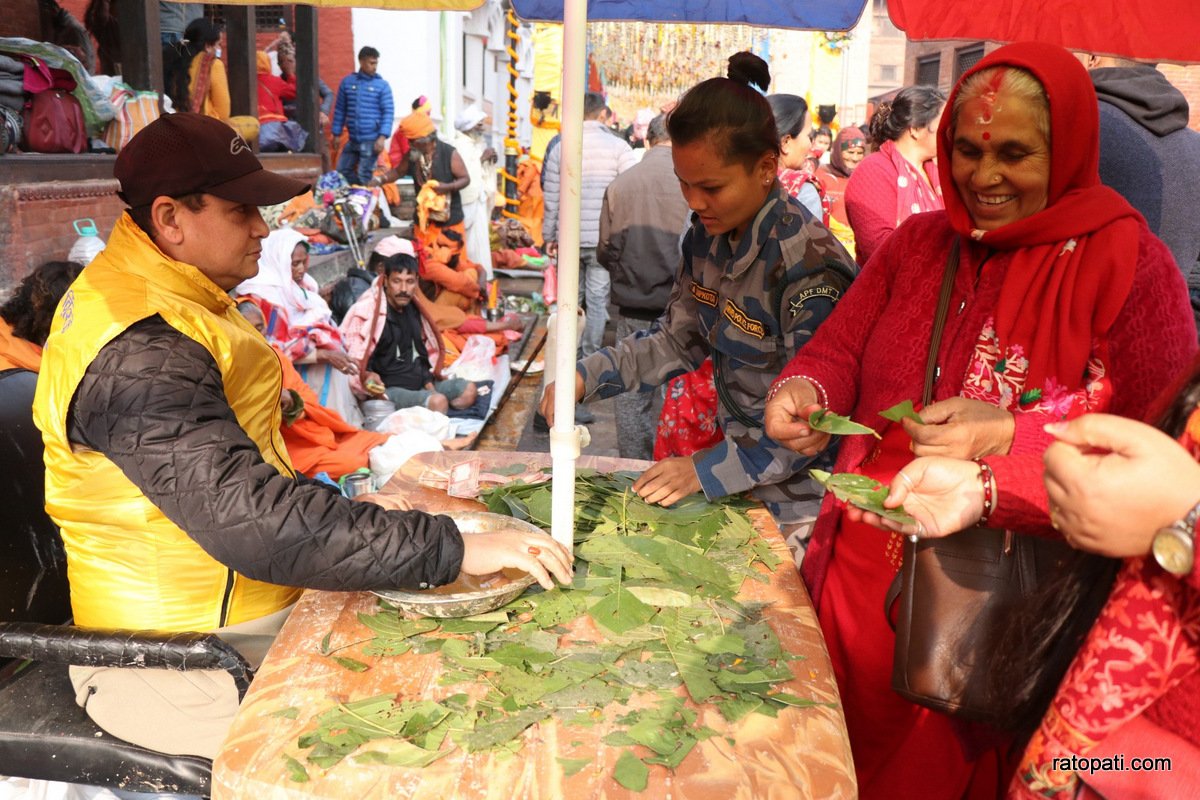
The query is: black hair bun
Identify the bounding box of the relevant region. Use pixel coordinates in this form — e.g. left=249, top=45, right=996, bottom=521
left=727, top=51, right=770, bottom=94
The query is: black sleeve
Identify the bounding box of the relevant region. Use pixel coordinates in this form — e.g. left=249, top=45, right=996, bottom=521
left=68, top=316, right=464, bottom=591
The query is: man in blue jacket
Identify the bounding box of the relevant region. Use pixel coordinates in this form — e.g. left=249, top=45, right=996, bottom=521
left=333, top=46, right=394, bottom=186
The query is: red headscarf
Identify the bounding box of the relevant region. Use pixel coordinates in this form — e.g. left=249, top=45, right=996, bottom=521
left=937, top=41, right=1142, bottom=397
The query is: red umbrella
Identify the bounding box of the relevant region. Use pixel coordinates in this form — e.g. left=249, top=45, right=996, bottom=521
left=888, top=0, right=1200, bottom=63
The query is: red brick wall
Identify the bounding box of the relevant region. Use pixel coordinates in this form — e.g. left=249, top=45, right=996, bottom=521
left=0, top=180, right=126, bottom=295
left=1161, top=65, right=1200, bottom=131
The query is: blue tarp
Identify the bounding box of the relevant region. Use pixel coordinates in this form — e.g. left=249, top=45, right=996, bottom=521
left=511, top=0, right=868, bottom=31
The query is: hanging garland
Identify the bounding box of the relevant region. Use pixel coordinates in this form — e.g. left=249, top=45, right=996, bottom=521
left=819, top=31, right=853, bottom=55
left=587, top=22, right=760, bottom=122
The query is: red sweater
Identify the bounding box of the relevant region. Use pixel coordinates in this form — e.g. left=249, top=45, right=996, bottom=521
left=843, top=146, right=940, bottom=266
left=777, top=212, right=1198, bottom=606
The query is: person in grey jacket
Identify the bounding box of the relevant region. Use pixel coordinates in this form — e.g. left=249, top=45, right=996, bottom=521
left=542, top=92, right=638, bottom=359
left=596, top=114, right=690, bottom=460
left=1087, top=54, right=1200, bottom=331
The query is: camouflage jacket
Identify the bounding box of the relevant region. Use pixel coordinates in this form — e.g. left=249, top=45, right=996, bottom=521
left=578, top=185, right=858, bottom=524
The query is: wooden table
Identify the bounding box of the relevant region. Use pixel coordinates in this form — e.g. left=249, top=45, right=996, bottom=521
left=212, top=452, right=855, bottom=799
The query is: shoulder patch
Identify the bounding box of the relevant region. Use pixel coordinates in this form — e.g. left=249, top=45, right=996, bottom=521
left=691, top=283, right=718, bottom=307
left=789, top=285, right=840, bottom=318
left=722, top=299, right=765, bottom=339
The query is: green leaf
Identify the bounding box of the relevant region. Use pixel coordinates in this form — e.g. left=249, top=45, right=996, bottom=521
left=487, top=463, right=531, bottom=477
left=588, top=588, right=656, bottom=634
left=666, top=643, right=721, bottom=702
left=624, top=536, right=737, bottom=598
left=530, top=590, right=588, bottom=628
left=462, top=708, right=551, bottom=752
left=626, top=718, right=680, bottom=755
left=283, top=753, right=309, bottom=782
left=625, top=586, right=693, bottom=607
left=809, top=469, right=916, bottom=526
left=354, top=742, right=450, bottom=768
left=557, top=756, right=591, bottom=777
left=879, top=399, right=923, bottom=425
left=808, top=408, right=880, bottom=438
left=332, top=656, right=370, bottom=672
left=356, top=612, right=440, bottom=640
left=319, top=632, right=332, bottom=655
left=693, top=633, right=745, bottom=656
left=766, top=692, right=832, bottom=708
left=613, top=750, right=649, bottom=791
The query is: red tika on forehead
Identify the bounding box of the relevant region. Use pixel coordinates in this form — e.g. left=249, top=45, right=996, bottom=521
left=974, top=67, right=1009, bottom=124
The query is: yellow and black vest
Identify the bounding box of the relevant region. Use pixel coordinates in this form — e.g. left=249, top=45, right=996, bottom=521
left=33, top=214, right=301, bottom=631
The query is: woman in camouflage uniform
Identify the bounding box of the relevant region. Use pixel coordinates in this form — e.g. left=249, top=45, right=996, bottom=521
left=541, top=53, right=858, bottom=554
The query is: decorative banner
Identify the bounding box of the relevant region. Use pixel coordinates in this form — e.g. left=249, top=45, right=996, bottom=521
left=587, top=22, right=769, bottom=123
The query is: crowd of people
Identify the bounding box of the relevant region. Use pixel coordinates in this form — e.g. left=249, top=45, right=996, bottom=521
left=3, top=32, right=1200, bottom=800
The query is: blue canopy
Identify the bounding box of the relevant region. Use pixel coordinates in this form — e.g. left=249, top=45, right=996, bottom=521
left=512, top=0, right=868, bottom=31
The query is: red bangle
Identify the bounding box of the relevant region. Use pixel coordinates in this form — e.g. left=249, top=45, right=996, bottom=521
left=976, top=459, right=996, bottom=525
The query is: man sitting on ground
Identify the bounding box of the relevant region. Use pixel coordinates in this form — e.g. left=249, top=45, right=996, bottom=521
left=341, top=251, right=478, bottom=413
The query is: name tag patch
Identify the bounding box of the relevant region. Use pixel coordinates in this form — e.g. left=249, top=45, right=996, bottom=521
left=789, top=286, right=841, bottom=318
left=723, top=300, right=765, bottom=339
left=691, top=283, right=718, bottom=307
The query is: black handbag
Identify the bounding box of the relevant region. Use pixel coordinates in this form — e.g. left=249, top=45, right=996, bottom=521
left=884, top=238, right=1074, bottom=726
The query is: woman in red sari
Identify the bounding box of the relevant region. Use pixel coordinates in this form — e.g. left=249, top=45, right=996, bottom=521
left=764, top=42, right=1196, bottom=799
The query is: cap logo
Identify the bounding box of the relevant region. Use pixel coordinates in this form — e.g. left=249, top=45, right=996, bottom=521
left=230, top=134, right=251, bottom=156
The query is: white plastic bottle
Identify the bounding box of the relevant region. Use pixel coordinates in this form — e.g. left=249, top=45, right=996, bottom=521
left=68, top=218, right=105, bottom=265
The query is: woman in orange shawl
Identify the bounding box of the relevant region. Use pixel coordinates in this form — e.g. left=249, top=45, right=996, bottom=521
left=237, top=300, right=387, bottom=479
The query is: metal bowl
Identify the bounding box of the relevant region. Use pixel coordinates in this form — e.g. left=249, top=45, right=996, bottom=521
left=372, top=511, right=548, bottom=618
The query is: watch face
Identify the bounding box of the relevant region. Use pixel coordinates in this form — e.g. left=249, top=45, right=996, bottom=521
left=1153, top=526, right=1195, bottom=577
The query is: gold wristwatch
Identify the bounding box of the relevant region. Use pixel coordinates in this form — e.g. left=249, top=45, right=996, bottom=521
left=1152, top=502, right=1200, bottom=577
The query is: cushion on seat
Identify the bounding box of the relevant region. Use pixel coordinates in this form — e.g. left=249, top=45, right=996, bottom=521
left=0, top=661, right=211, bottom=795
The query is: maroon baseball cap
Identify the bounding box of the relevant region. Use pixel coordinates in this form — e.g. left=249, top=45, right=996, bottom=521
left=114, top=113, right=311, bottom=207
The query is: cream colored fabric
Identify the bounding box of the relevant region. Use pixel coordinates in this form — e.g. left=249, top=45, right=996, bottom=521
left=68, top=604, right=294, bottom=759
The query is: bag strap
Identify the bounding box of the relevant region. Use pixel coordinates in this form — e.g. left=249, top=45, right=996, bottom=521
left=885, top=236, right=961, bottom=628
left=922, top=237, right=961, bottom=406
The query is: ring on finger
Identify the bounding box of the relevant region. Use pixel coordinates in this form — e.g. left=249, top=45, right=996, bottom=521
left=527, top=545, right=542, bottom=556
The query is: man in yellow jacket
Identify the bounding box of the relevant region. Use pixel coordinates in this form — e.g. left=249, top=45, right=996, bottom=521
left=33, top=113, right=571, bottom=760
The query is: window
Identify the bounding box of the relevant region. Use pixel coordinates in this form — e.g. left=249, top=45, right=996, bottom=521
left=462, top=34, right=485, bottom=99
left=878, top=64, right=898, bottom=82
left=872, top=0, right=900, bottom=36
left=954, top=45, right=986, bottom=81
left=915, top=55, right=941, bottom=87
left=204, top=5, right=291, bottom=32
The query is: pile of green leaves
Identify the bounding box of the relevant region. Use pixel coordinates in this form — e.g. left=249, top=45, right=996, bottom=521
left=284, top=470, right=826, bottom=788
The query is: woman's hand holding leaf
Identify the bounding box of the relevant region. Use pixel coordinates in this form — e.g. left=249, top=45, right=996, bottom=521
left=905, top=397, right=1014, bottom=459
left=854, top=456, right=985, bottom=537
left=764, top=379, right=829, bottom=455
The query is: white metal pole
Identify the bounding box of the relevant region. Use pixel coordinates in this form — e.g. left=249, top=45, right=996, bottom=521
left=548, top=0, right=587, bottom=554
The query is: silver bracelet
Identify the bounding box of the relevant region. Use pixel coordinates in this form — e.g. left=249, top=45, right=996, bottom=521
left=767, top=374, right=828, bottom=408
